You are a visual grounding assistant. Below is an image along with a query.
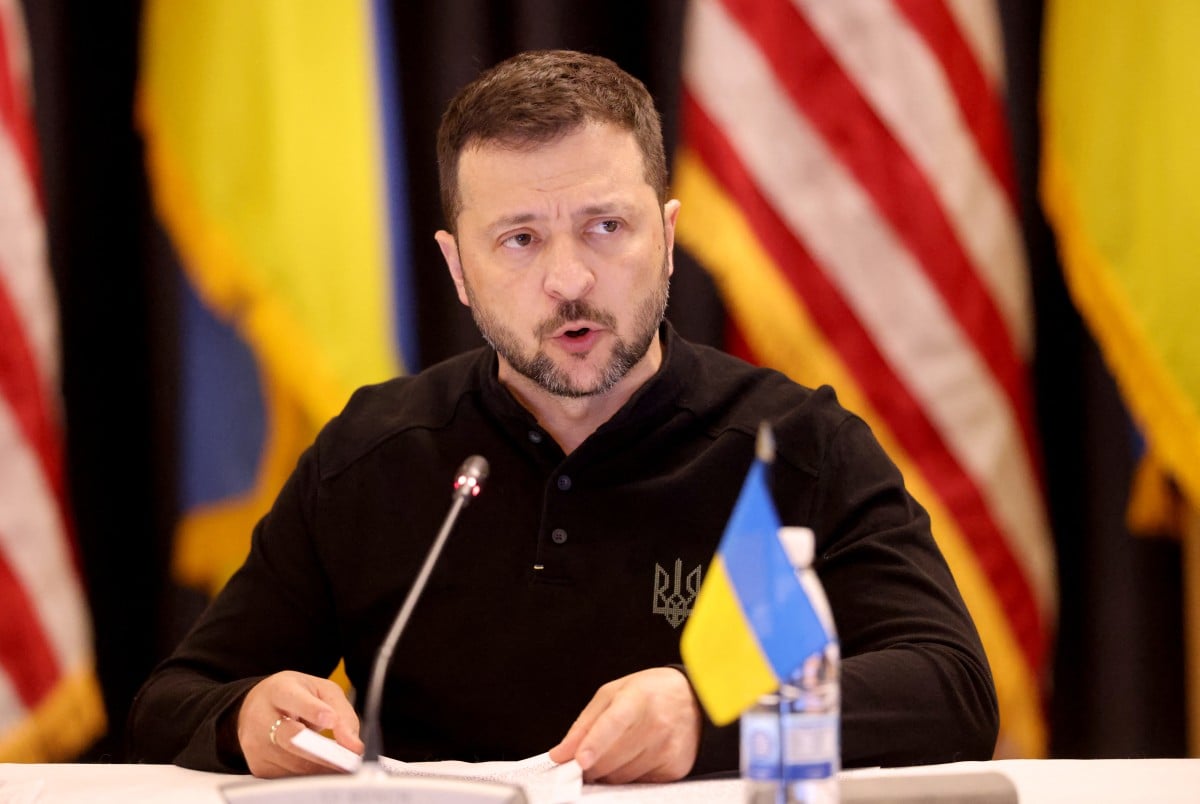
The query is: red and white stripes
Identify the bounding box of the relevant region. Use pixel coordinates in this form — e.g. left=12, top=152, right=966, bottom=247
left=678, top=0, right=1054, bottom=754
left=0, top=0, right=98, bottom=759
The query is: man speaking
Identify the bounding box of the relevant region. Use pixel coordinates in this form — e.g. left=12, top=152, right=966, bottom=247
left=128, top=50, right=997, bottom=783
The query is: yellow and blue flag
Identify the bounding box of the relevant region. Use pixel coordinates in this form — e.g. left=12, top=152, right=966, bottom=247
left=1042, top=0, right=1200, bottom=523
left=681, top=428, right=827, bottom=726
left=138, top=0, right=416, bottom=593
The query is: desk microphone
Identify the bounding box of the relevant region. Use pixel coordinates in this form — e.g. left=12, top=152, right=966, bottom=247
left=223, top=454, right=529, bottom=803
left=361, top=454, right=489, bottom=763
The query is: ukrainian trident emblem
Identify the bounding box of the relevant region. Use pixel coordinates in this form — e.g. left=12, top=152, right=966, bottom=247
left=653, top=558, right=702, bottom=628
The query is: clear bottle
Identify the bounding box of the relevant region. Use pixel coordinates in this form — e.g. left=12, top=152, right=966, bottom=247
left=741, top=690, right=786, bottom=803
left=741, top=527, right=840, bottom=804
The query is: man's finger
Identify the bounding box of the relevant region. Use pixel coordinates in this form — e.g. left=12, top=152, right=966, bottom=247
left=239, top=671, right=363, bottom=778
left=590, top=746, right=660, bottom=785
left=273, top=680, right=338, bottom=731
left=312, top=682, right=364, bottom=752
left=574, top=694, right=640, bottom=775
left=250, top=720, right=338, bottom=778
left=548, top=686, right=613, bottom=764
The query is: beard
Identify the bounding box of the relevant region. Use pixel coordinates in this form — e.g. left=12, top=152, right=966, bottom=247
left=463, top=257, right=670, bottom=399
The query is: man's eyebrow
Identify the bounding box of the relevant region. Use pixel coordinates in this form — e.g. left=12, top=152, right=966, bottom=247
left=578, top=202, right=633, bottom=217
left=486, top=212, right=539, bottom=233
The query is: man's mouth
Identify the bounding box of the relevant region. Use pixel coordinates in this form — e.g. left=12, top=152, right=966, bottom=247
left=549, top=323, right=604, bottom=354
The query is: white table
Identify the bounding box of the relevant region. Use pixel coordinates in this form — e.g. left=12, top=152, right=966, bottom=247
left=2, top=758, right=1199, bottom=802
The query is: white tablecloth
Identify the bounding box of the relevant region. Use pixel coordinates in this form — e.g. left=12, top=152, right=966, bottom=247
left=3, top=758, right=1199, bottom=803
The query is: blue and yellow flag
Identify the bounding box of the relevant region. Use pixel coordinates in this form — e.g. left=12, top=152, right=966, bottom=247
left=1041, top=0, right=1200, bottom=754
left=681, top=428, right=827, bottom=726
left=138, top=0, right=415, bottom=593
left=1042, top=0, right=1200, bottom=521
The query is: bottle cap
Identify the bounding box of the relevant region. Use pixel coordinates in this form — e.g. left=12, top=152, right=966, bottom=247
left=778, top=526, right=815, bottom=568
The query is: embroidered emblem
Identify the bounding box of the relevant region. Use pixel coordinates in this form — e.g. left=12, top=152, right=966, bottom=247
left=653, top=558, right=702, bottom=628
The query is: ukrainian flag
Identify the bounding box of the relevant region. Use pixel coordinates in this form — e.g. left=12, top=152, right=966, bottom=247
left=138, top=0, right=415, bottom=593
left=681, top=428, right=828, bottom=726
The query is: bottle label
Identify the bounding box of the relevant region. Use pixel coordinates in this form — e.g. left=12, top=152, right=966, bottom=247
left=740, top=709, right=782, bottom=781
left=782, top=712, right=839, bottom=781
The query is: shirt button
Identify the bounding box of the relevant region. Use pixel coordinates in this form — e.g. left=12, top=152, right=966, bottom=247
left=528, top=430, right=543, bottom=444
left=551, top=528, right=568, bottom=545
left=556, top=475, right=572, bottom=491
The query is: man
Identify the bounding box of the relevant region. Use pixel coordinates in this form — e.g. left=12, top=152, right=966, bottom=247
left=128, top=50, right=997, bottom=782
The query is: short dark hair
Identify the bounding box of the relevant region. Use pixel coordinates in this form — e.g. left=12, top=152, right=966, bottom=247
left=437, top=50, right=668, bottom=232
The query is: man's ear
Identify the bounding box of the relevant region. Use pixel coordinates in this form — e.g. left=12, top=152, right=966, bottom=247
left=434, top=230, right=470, bottom=307
left=663, top=199, right=681, bottom=278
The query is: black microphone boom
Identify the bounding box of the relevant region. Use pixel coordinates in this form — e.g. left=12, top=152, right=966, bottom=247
left=221, top=454, right=530, bottom=803
left=362, top=455, right=490, bottom=763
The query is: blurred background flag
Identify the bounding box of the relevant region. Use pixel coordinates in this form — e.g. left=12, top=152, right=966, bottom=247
left=138, top=0, right=416, bottom=594
left=673, top=0, right=1055, bottom=755
left=1041, top=0, right=1200, bottom=753
left=0, top=0, right=104, bottom=760
left=681, top=426, right=828, bottom=726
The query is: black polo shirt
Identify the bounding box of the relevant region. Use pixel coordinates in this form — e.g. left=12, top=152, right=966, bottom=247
left=128, top=324, right=996, bottom=774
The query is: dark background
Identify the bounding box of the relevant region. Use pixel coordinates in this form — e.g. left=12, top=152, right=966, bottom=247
left=21, top=0, right=1186, bottom=762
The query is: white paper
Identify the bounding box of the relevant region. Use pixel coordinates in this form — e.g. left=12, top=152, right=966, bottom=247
left=289, top=727, right=363, bottom=773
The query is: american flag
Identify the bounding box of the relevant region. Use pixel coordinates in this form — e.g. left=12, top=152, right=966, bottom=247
left=674, top=0, right=1055, bottom=756
left=0, top=0, right=103, bottom=760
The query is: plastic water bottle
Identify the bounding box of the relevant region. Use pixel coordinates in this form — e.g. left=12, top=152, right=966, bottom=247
left=780, top=526, right=839, bottom=803
left=741, top=690, right=785, bottom=803
left=741, top=527, right=840, bottom=804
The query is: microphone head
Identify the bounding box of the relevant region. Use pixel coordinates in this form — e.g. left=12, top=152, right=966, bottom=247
left=452, top=455, right=489, bottom=502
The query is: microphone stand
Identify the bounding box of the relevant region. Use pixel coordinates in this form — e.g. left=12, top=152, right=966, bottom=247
left=222, top=456, right=529, bottom=803
left=360, top=455, right=485, bottom=768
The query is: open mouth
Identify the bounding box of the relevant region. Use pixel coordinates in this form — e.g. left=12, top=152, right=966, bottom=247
left=564, top=327, right=591, bottom=338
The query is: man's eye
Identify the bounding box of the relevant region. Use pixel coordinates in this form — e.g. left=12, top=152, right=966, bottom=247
left=592, top=220, right=620, bottom=234
left=502, top=232, right=534, bottom=248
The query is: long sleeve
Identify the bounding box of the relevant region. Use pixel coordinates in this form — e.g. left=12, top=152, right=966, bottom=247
left=126, top=446, right=343, bottom=771
left=806, top=414, right=998, bottom=766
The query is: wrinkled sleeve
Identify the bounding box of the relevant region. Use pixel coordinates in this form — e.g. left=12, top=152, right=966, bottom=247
left=811, top=413, right=998, bottom=767
left=687, top=402, right=996, bottom=775
left=126, top=444, right=342, bottom=771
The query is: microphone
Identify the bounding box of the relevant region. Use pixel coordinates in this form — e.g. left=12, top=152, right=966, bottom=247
left=223, top=454, right=529, bottom=804
left=361, top=454, right=489, bottom=763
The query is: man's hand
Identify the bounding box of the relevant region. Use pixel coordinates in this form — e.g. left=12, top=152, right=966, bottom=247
left=237, top=670, right=364, bottom=778
left=548, top=667, right=701, bottom=784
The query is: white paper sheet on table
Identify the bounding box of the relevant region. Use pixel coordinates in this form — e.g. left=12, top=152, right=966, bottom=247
left=380, top=751, right=582, bottom=804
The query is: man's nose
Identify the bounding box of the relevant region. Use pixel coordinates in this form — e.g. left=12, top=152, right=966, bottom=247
left=541, top=238, right=595, bottom=301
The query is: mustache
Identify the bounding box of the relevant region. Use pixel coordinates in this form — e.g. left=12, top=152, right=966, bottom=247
left=535, top=300, right=618, bottom=338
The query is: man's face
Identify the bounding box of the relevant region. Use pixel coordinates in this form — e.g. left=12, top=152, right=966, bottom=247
left=436, top=122, right=679, bottom=399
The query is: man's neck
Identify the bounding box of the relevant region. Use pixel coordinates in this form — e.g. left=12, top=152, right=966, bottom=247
left=498, top=336, right=663, bottom=455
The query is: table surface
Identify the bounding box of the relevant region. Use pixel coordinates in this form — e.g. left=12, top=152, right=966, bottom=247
left=3, top=758, right=1200, bottom=803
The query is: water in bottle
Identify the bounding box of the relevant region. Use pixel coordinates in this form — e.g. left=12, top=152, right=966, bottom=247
left=740, top=527, right=839, bottom=804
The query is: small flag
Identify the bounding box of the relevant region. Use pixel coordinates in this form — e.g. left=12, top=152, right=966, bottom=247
left=681, top=425, right=827, bottom=725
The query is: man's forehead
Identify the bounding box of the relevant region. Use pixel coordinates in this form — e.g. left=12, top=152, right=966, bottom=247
left=455, top=126, right=655, bottom=220
left=459, top=117, right=607, bottom=156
